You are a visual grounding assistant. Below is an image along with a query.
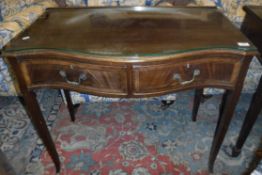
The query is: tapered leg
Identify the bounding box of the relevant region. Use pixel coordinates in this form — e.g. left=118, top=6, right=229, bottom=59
left=208, top=90, right=242, bottom=172
left=192, top=88, right=204, bottom=121
left=22, top=91, right=60, bottom=173
left=214, top=90, right=229, bottom=136
left=219, top=91, right=228, bottom=119
left=64, top=90, right=79, bottom=122
left=231, top=77, right=262, bottom=157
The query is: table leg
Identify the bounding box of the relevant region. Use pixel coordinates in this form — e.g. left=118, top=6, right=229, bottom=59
left=22, top=91, right=60, bottom=173
left=214, top=90, right=229, bottom=136
left=192, top=88, right=204, bottom=121
left=63, top=90, right=80, bottom=122
left=219, top=91, right=228, bottom=119
left=208, top=90, right=241, bottom=172
left=208, top=55, right=252, bottom=172
left=231, top=77, right=262, bottom=157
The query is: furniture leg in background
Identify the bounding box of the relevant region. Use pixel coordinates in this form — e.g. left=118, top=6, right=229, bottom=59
left=192, top=88, right=214, bottom=122
left=230, top=5, right=262, bottom=158
left=231, top=75, right=262, bottom=157
left=63, top=90, right=80, bottom=122
left=192, top=88, right=204, bottom=121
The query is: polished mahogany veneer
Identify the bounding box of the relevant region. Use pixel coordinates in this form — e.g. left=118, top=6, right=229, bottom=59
left=3, top=7, right=258, bottom=173
left=4, top=7, right=255, bottom=55
left=17, top=53, right=242, bottom=98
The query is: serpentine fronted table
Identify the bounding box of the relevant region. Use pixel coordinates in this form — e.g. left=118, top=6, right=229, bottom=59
left=2, top=7, right=258, bottom=173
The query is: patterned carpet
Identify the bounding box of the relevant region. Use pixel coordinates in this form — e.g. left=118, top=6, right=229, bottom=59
left=0, top=91, right=262, bottom=175
left=0, top=89, right=62, bottom=174
left=0, top=90, right=261, bottom=174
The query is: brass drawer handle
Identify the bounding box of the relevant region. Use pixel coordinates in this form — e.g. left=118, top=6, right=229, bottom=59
left=173, top=69, right=200, bottom=85
left=59, top=70, right=87, bottom=85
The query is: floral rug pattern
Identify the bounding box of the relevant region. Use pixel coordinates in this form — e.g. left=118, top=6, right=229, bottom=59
left=23, top=91, right=262, bottom=174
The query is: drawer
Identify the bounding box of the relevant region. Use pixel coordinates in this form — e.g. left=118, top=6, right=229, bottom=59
left=133, top=58, right=241, bottom=95
left=21, top=60, right=128, bottom=96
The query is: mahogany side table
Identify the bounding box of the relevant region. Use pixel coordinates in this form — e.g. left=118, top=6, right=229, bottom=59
left=2, top=7, right=258, bottom=173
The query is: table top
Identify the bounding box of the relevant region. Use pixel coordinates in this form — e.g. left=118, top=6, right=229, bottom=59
left=244, top=6, right=262, bottom=21
left=3, top=7, right=257, bottom=58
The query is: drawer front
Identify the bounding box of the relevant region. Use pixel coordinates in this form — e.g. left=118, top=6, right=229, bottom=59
left=133, top=58, right=241, bottom=95
left=21, top=60, right=128, bottom=96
